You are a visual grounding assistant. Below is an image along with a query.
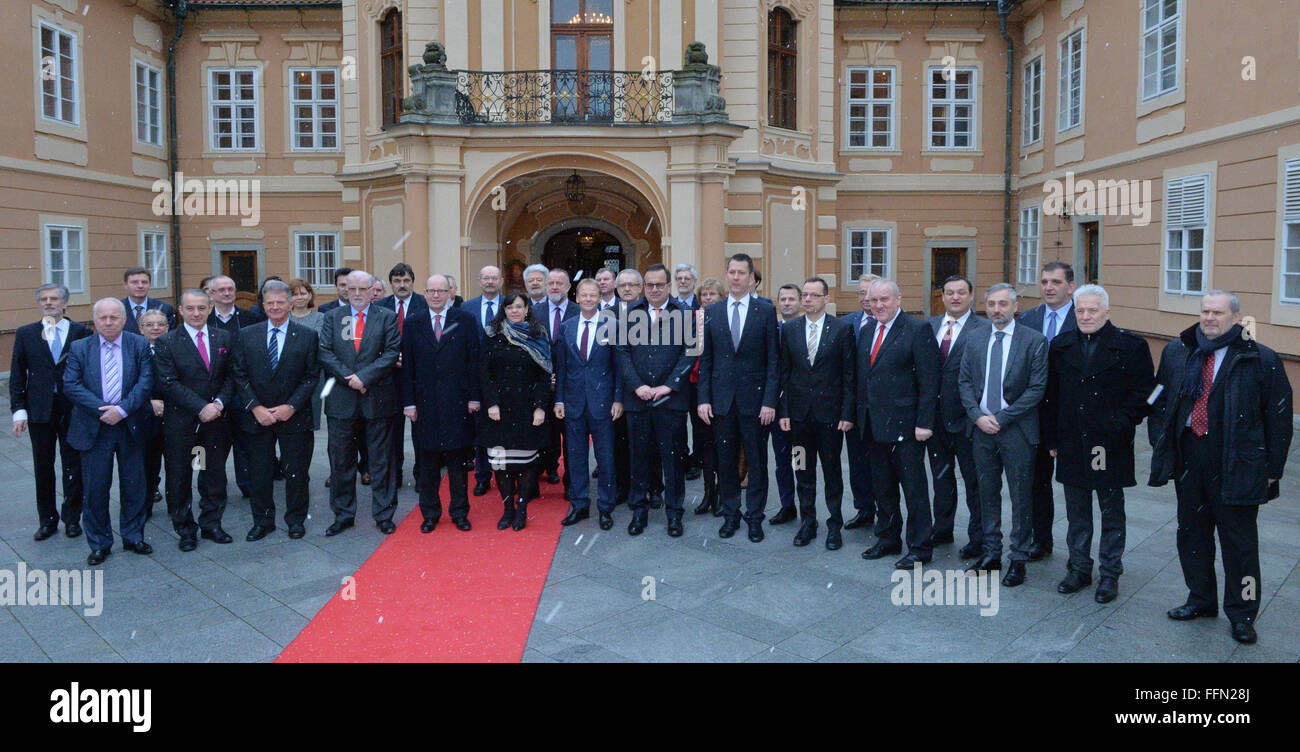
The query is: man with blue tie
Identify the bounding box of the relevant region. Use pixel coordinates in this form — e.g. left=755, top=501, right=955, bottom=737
left=121, top=266, right=177, bottom=334
left=63, top=298, right=156, bottom=564
left=555, top=279, right=623, bottom=529
left=1017, top=261, right=1077, bottom=561
left=535, top=268, right=577, bottom=490
left=462, top=264, right=504, bottom=496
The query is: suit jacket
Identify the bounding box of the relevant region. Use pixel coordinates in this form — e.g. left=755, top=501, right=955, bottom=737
left=675, top=294, right=702, bottom=312
left=855, top=313, right=941, bottom=442
left=318, top=304, right=401, bottom=419
left=1019, top=302, right=1077, bottom=341
left=207, top=305, right=266, bottom=335
left=779, top=314, right=855, bottom=424
left=697, top=296, right=780, bottom=416
left=122, top=297, right=177, bottom=334
left=927, top=312, right=992, bottom=434
left=461, top=295, right=505, bottom=338
left=9, top=318, right=92, bottom=423
left=230, top=319, right=319, bottom=434
left=377, top=293, right=429, bottom=322
left=614, top=299, right=696, bottom=413
left=317, top=298, right=344, bottom=314
left=555, top=311, right=623, bottom=420
left=534, top=299, right=579, bottom=342
left=62, top=332, right=155, bottom=450
left=958, top=323, right=1048, bottom=445
left=842, top=310, right=877, bottom=345
left=153, top=326, right=235, bottom=436
left=399, top=307, right=480, bottom=451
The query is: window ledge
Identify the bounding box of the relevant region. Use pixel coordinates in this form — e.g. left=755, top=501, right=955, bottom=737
left=1137, top=87, right=1185, bottom=119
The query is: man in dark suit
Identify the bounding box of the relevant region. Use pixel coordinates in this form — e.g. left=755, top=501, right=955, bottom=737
left=11, top=283, right=91, bottom=540
left=231, top=281, right=319, bottom=541
left=841, top=273, right=880, bottom=532
left=319, top=270, right=402, bottom=535
left=616, top=264, right=695, bottom=537
left=698, top=253, right=779, bottom=542
left=925, top=275, right=989, bottom=558
left=535, top=268, right=578, bottom=490
left=959, top=283, right=1048, bottom=587
left=400, top=274, right=480, bottom=532
left=855, top=279, right=941, bottom=569
left=556, top=278, right=623, bottom=529
left=1017, top=261, right=1077, bottom=560
left=63, top=298, right=155, bottom=564
left=1149, top=290, right=1292, bottom=645
left=445, top=274, right=465, bottom=308
left=610, top=269, right=648, bottom=506
left=672, top=263, right=705, bottom=481
left=121, top=266, right=176, bottom=334
left=205, top=274, right=264, bottom=498
left=316, top=267, right=354, bottom=314
left=1042, top=284, right=1154, bottom=603
left=768, top=284, right=802, bottom=525
left=377, top=262, right=429, bottom=490
left=778, top=277, right=855, bottom=549
left=461, top=264, right=504, bottom=496
left=153, top=289, right=236, bottom=552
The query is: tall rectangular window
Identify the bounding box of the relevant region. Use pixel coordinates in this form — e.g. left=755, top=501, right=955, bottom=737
left=209, top=68, right=258, bottom=150
left=296, top=232, right=339, bottom=287
left=380, top=9, right=403, bottom=126
left=1058, top=29, right=1084, bottom=132
left=135, top=62, right=162, bottom=146
left=847, top=67, right=894, bottom=148
left=767, top=8, right=798, bottom=130
left=1142, top=0, right=1180, bottom=100
left=1281, top=158, right=1300, bottom=303
left=1022, top=57, right=1042, bottom=146
left=290, top=68, right=339, bottom=150
left=141, top=231, right=168, bottom=288
left=1018, top=206, right=1041, bottom=285
left=44, top=225, right=84, bottom=294
left=848, top=228, right=890, bottom=280
left=929, top=67, right=975, bottom=149
left=1163, top=173, right=1209, bottom=294
left=39, top=23, right=78, bottom=125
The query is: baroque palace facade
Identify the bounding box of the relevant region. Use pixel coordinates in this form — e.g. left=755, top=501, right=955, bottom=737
left=3, top=0, right=1300, bottom=397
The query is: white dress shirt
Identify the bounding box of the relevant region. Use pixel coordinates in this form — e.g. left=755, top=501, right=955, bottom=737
left=478, top=295, right=500, bottom=328
left=982, top=319, right=1016, bottom=413
left=574, top=312, right=599, bottom=354
left=13, top=318, right=73, bottom=423
left=265, top=320, right=286, bottom=363
left=726, top=293, right=750, bottom=335
left=804, top=314, right=824, bottom=364
left=935, top=308, right=973, bottom=347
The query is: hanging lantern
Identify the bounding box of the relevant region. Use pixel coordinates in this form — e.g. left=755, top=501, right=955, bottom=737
left=565, top=171, right=586, bottom=203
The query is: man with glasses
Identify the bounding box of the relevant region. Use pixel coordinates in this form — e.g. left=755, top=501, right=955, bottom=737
left=840, top=274, right=880, bottom=534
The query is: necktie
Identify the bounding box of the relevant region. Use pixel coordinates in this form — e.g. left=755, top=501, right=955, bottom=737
left=985, top=330, right=1006, bottom=414
left=484, top=300, right=495, bottom=328
left=434, top=312, right=442, bottom=341
left=870, top=323, right=886, bottom=366
left=807, top=321, right=818, bottom=365
left=49, top=323, right=62, bottom=362
left=102, top=341, right=120, bottom=405
left=730, top=300, right=742, bottom=349
left=196, top=330, right=210, bottom=371
left=268, top=327, right=279, bottom=370
left=397, top=300, right=405, bottom=334
left=353, top=311, right=365, bottom=352
left=580, top=320, right=590, bottom=361
left=1190, top=352, right=1215, bottom=436
left=939, top=320, right=955, bottom=364
left=553, top=306, right=562, bottom=340
left=135, top=304, right=143, bottom=321
left=1045, top=310, right=1058, bottom=342
left=652, top=307, right=662, bottom=325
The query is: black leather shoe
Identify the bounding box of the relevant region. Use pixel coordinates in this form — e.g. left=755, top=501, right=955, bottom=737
left=958, top=542, right=982, bottom=559
left=377, top=520, right=397, bottom=535
left=770, top=507, right=797, bottom=525
left=65, top=522, right=82, bottom=539
left=498, top=499, right=516, bottom=530
left=87, top=549, right=110, bottom=565
left=792, top=521, right=817, bottom=547
left=1095, top=576, right=1118, bottom=604
left=685, top=466, right=702, bottom=481
left=453, top=518, right=472, bottom=532
left=1057, top=570, right=1092, bottom=594
left=694, top=494, right=715, bottom=515
left=420, top=519, right=438, bottom=534
left=966, top=555, right=1001, bottom=572
left=201, top=527, right=234, bottom=544
left=123, top=540, right=152, bottom=555
left=360, top=473, right=372, bottom=486
left=1001, top=561, right=1026, bottom=587
left=1027, top=542, right=1053, bottom=561
left=860, top=541, right=902, bottom=560
left=648, top=491, right=664, bottom=509
left=1230, top=619, right=1257, bottom=644
left=895, top=553, right=931, bottom=570
left=245, top=525, right=274, bottom=542
left=240, top=487, right=251, bottom=498
left=546, top=471, right=562, bottom=485
left=561, top=508, right=590, bottom=526
left=627, top=511, right=648, bottom=536
left=512, top=500, right=529, bottom=531
left=712, top=498, right=725, bottom=518
left=1167, top=603, right=1218, bottom=621
left=34, top=522, right=57, bottom=541
left=718, top=518, right=739, bottom=539
left=598, top=511, right=613, bottom=530
left=825, top=526, right=842, bottom=551
left=929, top=531, right=955, bottom=545
left=178, top=535, right=197, bottom=552
left=667, top=518, right=684, bottom=537
left=474, top=480, right=491, bottom=496
left=287, top=525, right=306, bottom=539
left=843, top=511, right=873, bottom=530
left=592, top=467, right=599, bottom=478
left=747, top=521, right=765, bottom=543
left=325, top=519, right=355, bottom=537
left=151, top=491, right=163, bottom=503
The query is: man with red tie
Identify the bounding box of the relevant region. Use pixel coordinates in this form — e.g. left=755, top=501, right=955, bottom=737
left=378, top=263, right=428, bottom=489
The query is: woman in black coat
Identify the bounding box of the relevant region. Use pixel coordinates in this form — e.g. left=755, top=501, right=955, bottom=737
left=479, top=291, right=553, bottom=531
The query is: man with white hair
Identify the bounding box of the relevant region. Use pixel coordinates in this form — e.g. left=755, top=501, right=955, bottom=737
left=524, top=264, right=549, bottom=305
left=673, top=264, right=699, bottom=309
left=1041, top=284, right=1155, bottom=604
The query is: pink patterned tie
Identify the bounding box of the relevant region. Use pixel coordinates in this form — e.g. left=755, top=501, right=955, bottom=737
left=196, top=330, right=210, bottom=371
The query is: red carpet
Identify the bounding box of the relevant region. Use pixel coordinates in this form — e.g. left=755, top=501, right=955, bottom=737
left=277, top=475, right=568, bottom=662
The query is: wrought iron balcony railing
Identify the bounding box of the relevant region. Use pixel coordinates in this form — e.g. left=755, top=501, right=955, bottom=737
left=453, top=69, right=675, bottom=125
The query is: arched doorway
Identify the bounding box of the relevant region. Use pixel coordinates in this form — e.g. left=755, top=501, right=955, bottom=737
left=542, top=227, right=624, bottom=284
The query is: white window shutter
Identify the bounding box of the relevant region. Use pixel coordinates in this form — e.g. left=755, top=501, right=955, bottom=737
left=1284, top=158, right=1300, bottom=222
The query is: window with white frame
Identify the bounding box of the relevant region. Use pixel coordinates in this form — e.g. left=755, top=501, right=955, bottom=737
left=846, top=67, right=894, bottom=148
left=295, top=232, right=339, bottom=287
left=141, top=230, right=168, bottom=288
left=39, top=23, right=78, bottom=125
left=1163, top=173, right=1209, bottom=295
left=1142, top=0, right=1179, bottom=100
left=1058, top=29, right=1084, bottom=132
left=44, top=225, right=84, bottom=294
left=1018, top=206, right=1040, bottom=285
left=847, top=228, right=890, bottom=280
left=1281, top=158, right=1300, bottom=303
left=290, top=68, right=339, bottom=150
left=928, top=67, right=975, bottom=149
left=1022, top=57, right=1042, bottom=146
left=209, top=68, right=258, bottom=150
left=135, top=62, right=162, bottom=146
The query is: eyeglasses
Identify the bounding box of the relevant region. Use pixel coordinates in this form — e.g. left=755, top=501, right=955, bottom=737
left=644, top=282, right=668, bottom=289
left=802, top=292, right=825, bottom=298
left=426, top=288, right=451, bottom=294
